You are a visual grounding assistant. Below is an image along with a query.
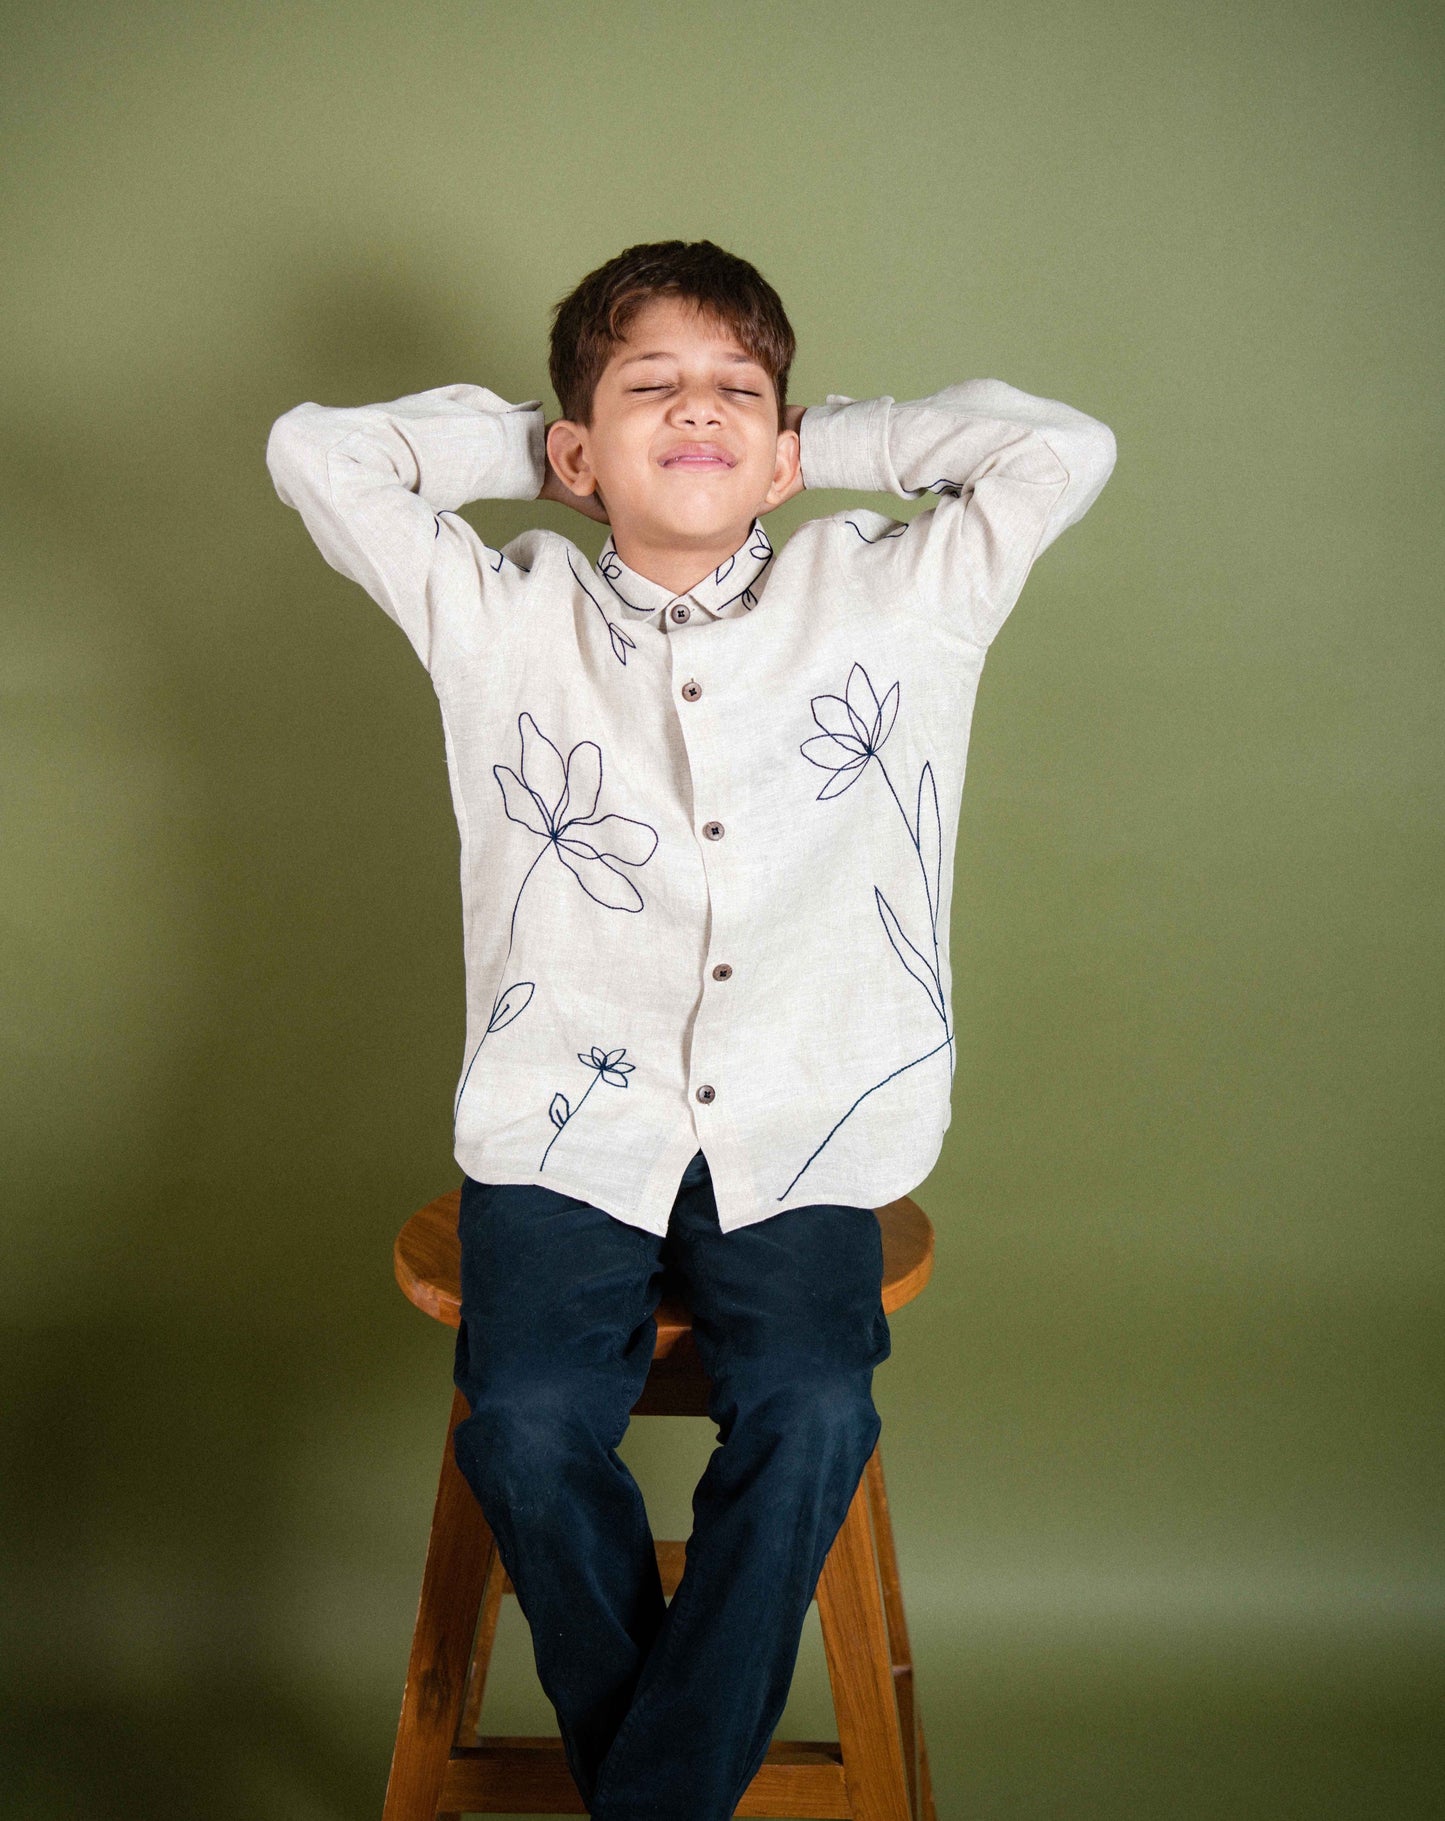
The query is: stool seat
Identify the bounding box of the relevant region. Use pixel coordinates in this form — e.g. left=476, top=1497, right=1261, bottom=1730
left=384, top=1183, right=939, bottom=1820
left=395, top=1186, right=935, bottom=1335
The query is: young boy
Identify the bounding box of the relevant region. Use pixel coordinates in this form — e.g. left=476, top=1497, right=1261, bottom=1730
left=266, top=238, right=1116, bottom=1819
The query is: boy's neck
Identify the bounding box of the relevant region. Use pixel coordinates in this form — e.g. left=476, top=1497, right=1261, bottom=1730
left=609, top=520, right=754, bottom=598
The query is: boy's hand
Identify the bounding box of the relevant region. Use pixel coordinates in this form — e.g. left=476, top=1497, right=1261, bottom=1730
left=539, top=421, right=611, bottom=524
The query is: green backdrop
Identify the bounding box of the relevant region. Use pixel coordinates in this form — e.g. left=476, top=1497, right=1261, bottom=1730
left=2, top=3, right=1439, bottom=1816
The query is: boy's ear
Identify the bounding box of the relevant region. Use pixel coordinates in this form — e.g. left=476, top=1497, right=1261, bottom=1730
left=546, top=419, right=598, bottom=497
left=763, top=427, right=802, bottom=508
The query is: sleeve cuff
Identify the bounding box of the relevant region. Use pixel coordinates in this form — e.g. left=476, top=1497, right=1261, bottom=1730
left=496, top=398, right=546, bottom=498
left=798, top=394, right=896, bottom=493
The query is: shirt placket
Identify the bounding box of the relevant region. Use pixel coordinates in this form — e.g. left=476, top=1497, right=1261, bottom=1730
left=662, top=593, right=736, bottom=1124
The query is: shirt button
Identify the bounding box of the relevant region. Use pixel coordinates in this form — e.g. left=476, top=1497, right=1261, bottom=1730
left=702, top=820, right=725, bottom=840
left=695, top=1083, right=716, bottom=1104
left=681, top=678, right=702, bottom=701
left=711, top=962, right=733, bottom=980
left=669, top=601, right=691, bottom=623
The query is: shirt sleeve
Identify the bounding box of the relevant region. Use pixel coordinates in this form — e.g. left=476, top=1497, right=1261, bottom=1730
left=265, top=384, right=546, bottom=671
left=797, top=378, right=1118, bottom=647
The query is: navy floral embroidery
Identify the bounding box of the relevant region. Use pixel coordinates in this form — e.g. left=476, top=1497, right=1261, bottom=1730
left=541, top=1044, right=635, bottom=1170
left=569, top=551, right=639, bottom=665
left=597, top=545, right=648, bottom=611
left=843, top=516, right=907, bottom=544
left=777, top=661, right=954, bottom=1199
left=721, top=525, right=774, bottom=612
left=597, top=523, right=775, bottom=618
left=841, top=477, right=963, bottom=547
left=716, top=550, right=774, bottom=613
left=452, top=713, right=658, bottom=1130
left=493, top=711, right=659, bottom=912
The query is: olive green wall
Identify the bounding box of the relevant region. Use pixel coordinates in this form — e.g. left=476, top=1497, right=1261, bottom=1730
left=2, top=2, right=1439, bottom=1815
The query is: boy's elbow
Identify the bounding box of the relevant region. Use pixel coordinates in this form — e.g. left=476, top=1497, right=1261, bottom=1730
left=1057, top=413, right=1118, bottom=492
left=266, top=403, right=326, bottom=503
left=1088, top=419, right=1118, bottom=489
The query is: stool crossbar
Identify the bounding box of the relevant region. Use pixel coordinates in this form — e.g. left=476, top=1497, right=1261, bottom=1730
left=382, top=1186, right=938, bottom=1821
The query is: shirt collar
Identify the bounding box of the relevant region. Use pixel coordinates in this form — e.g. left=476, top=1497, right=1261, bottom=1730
left=595, top=519, right=776, bottom=628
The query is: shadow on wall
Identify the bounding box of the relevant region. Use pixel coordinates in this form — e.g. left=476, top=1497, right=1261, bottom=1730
left=0, top=255, right=558, bottom=1818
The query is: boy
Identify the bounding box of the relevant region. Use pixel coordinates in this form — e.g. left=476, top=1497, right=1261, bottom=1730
left=266, top=238, right=1116, bottom=1819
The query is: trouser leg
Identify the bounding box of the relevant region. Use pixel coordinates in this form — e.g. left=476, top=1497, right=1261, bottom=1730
left=449, top=1173, right=668, bottom=1809
left=589, top=1153, right=892, bottom=1821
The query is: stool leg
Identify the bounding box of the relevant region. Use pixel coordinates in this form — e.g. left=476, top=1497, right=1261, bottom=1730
left=383, top=1387, right=497, bottom=1821
left=862, top=1442, right=917, bottom=1813
left=815, top=1445, right=911, bottom=1821
left=455, top=1542, right=507, bottom=1748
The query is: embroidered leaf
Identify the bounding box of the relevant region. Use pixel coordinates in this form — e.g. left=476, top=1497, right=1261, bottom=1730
left=807, top=694, right=871, bottom=751
left=872, top=679, right=900, bottom=752
left=556, top=739, right=603, bottom=828
left=549, top=1091, right=569, bottom=1130
left=874, top=887, right=944, bottom=1015
left=608, top=622, right=635, bottom=665
left=914, top=762, right=942, bottom=928
left=815, top=758, right=869, bottom=800
left=493, top=762, right=552, bottom=837
left=715, top=553, right=735, bottom=585
left=488, top=979, right=535, bottom=1033
left=802, top=728, right=867, bottom=768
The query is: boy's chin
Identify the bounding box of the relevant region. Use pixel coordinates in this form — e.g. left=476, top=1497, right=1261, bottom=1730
left=633, top=501, right=763, bottom=545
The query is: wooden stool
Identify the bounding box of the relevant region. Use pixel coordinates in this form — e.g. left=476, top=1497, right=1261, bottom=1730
left=382, top=1185, right=939, bottom=1821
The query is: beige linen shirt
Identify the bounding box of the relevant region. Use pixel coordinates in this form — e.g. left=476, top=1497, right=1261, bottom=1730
left=266, top=376, right=1116, bottom=1234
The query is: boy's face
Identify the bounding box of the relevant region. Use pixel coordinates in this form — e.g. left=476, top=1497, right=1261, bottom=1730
left=548, top=293, right=799, bottom=552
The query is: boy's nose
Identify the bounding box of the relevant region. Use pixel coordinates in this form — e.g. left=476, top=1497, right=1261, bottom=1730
left=673, top=391, right=724, bottom=423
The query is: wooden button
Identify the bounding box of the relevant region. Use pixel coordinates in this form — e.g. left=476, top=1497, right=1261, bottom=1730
left=681, top=679, right=702, bottom=701
left=695, top=1083, right=716, bottom=1104
left=669, top=602, right=691, bottom=622
left=702, top=820, right=725, bottom=840
left=711, top=962, right=732, bottom=980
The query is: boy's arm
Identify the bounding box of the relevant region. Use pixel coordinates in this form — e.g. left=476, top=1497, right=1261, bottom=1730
left=265, top=384, right=545, bottom=670
left=796, top=379, right=1117, bottom=647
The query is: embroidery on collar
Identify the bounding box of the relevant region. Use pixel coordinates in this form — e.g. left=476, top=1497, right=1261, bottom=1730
left=595, top=520, right=776, bottom=621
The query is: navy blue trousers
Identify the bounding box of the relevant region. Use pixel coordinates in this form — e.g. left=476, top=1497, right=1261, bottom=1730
left=451, top=1146, right=891, bottom=1820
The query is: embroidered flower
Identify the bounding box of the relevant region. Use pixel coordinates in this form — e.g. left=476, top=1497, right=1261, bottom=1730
left=778, top=658, right=952, bottom=1200
left=799, top=661, right=900, bottom=801
left=575, top=1044, right=633, bottom=1088
left=541, top=1043, right=635, bottom=1169
left=494, top=712, right=659, bottom=912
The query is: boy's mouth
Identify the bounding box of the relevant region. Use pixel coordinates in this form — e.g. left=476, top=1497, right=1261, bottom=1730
left=660, top=442, right=736, bottom=470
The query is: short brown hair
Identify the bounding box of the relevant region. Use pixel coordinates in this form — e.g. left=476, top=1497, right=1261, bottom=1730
left=548, top=239, right=796, bottom=430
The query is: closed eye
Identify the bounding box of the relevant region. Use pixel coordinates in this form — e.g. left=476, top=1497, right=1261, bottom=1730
left=630, top=386, right=761, bottom=397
